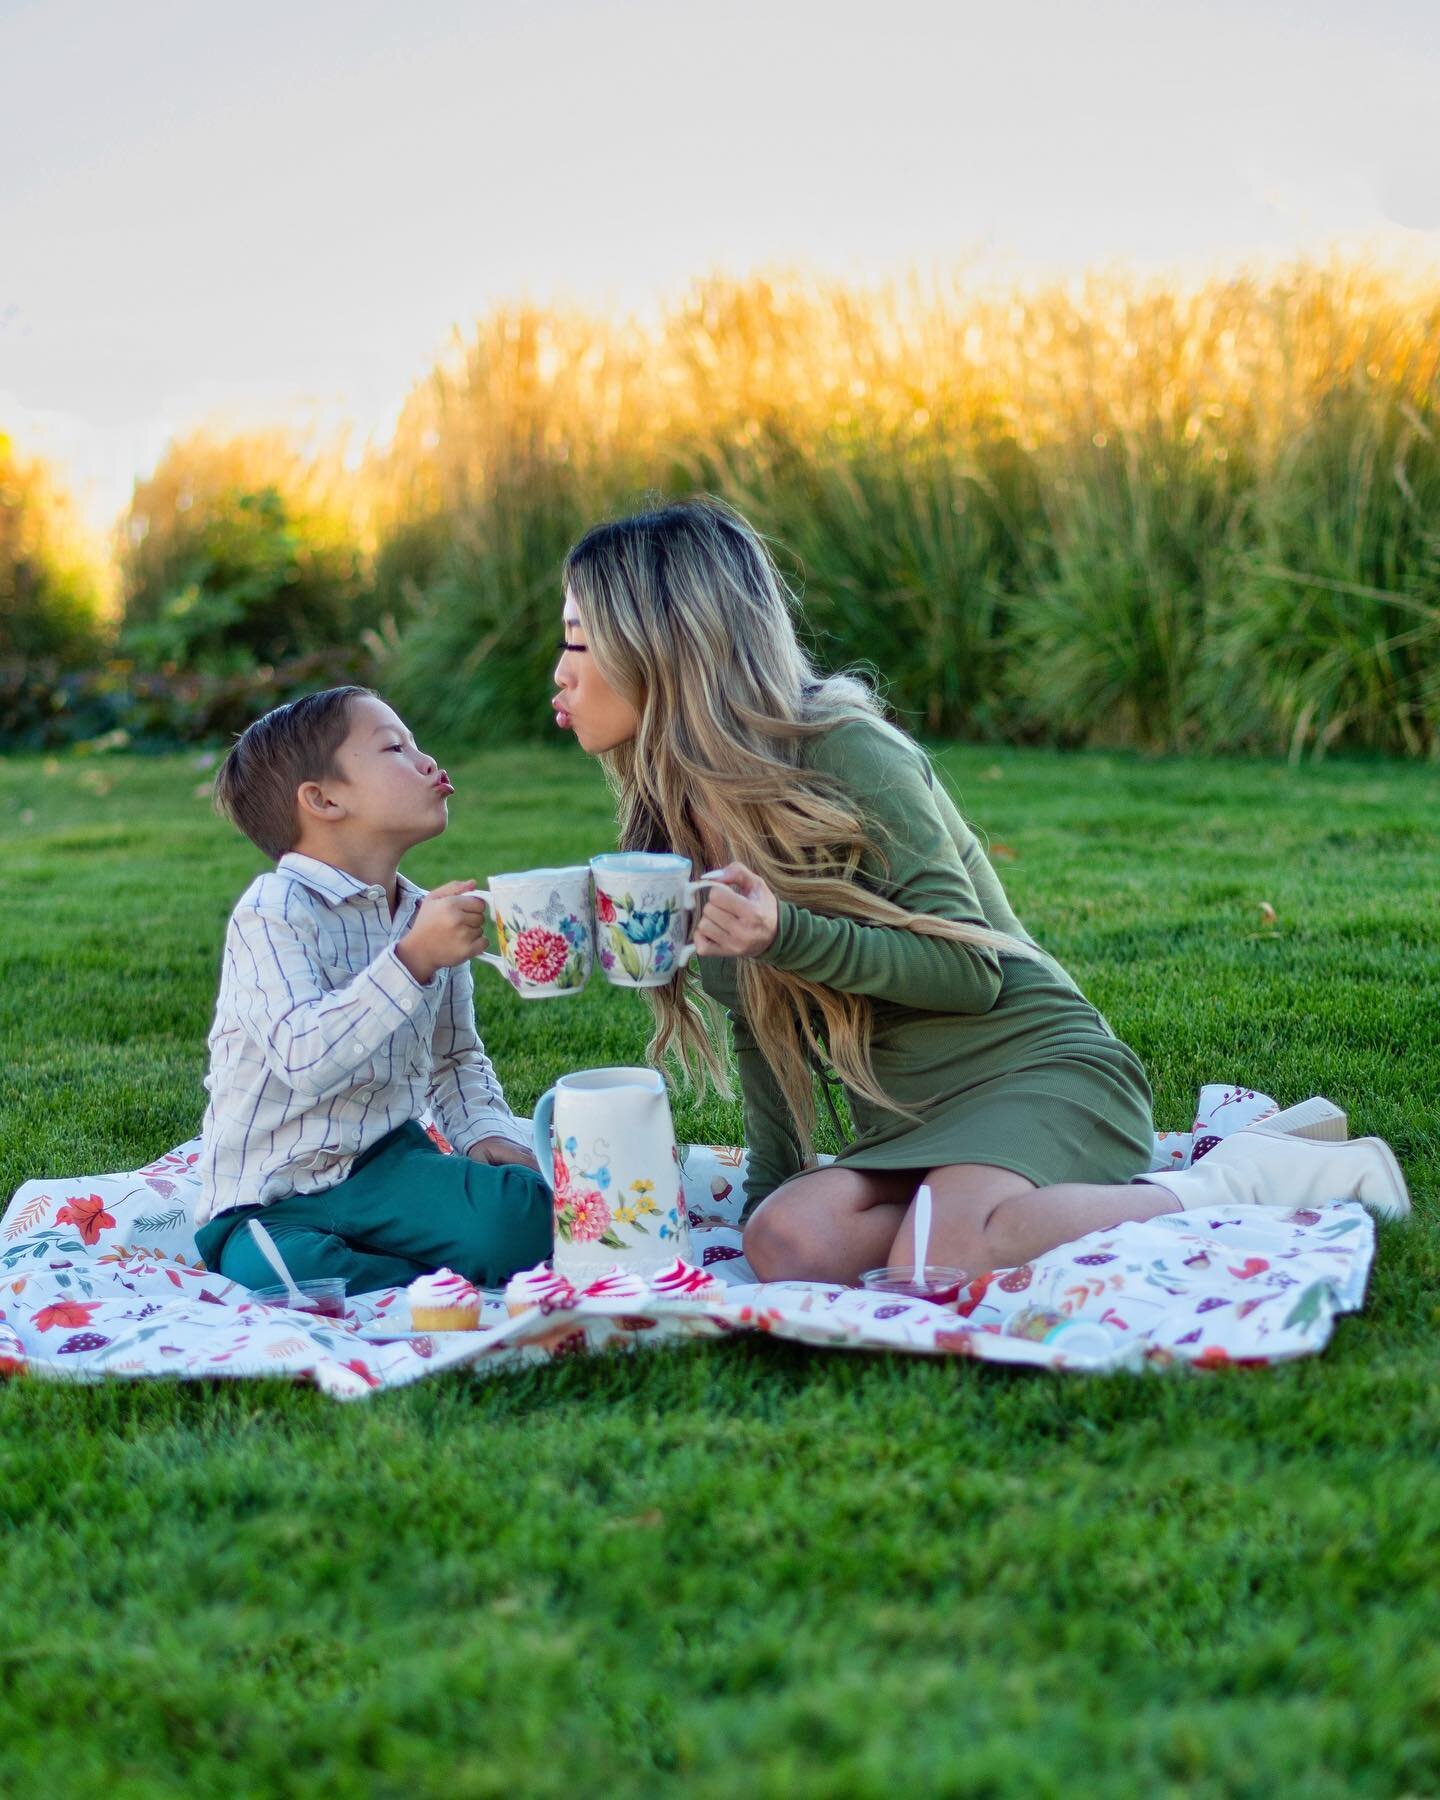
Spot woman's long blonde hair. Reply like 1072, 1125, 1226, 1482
563, 495, 1030, 1159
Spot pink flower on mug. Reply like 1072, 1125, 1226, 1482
596, 890, 616, 925
513, 926, 569, 985
569, 1188, 612, 1242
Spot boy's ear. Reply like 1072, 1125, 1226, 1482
296, 780, 344, 824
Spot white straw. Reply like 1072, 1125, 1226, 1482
912, 1183, 933, 1281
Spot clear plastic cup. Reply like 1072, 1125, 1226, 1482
250, 1278, 348, 1320
859, 1265, 968, 1309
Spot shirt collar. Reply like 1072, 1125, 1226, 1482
277, 852, 421, 911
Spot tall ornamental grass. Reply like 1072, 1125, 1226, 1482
364, 261, 1440, 758
87, 262, 1438, 758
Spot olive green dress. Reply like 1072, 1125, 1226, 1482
697, 717, 1154, 1208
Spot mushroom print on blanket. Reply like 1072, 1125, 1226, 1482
531, 1067, 695, 1282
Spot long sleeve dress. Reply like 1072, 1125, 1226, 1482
696, 716, 1154, 1210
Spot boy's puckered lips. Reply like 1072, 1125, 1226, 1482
433, 771, 455, 797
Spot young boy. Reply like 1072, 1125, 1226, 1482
193, 685, 553, 1293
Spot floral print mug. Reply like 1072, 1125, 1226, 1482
589, 853, 713, 989
474, 866, 595, 998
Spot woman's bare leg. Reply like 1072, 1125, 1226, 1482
742, 1166, 921, 1284
890, 1164, 1177, 1274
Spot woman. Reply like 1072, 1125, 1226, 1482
551, 498, 1410, 1283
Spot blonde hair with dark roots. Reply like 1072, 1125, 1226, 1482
563, 496, 1033, 1161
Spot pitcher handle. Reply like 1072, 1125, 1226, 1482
532, 1087, 557, 1186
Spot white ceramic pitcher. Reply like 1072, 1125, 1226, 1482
532, 1067, 694, 1283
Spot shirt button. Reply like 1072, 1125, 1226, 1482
366, 886, 384, 901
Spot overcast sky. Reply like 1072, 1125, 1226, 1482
2, 0, 1437, 527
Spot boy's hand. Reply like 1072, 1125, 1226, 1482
396, 879, 488, 985
467, 1137, 541, 1172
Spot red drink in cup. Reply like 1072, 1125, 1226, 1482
859, 1265, 967, 1309
251, 1278, 348, 1320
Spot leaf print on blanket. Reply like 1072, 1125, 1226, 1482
2, 1231, 84, 1271
3, 1194, 53, 1241
54, 1196, 117, 1246
1283, 1280, 1335, 1331
131, 1208, 188, 1236
2, 1231, 88, 1274
138, 1148, 200, 1180
32, 1301, 99, 1332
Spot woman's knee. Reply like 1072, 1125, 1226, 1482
920, 1166, 1037, 1273
742, 1199, 814, 1282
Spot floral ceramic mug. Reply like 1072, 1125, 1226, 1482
589, 853, 714, 989
474, 866, 594, 998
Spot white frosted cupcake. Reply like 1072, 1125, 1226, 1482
578, 1266, 649, 1306
648, 1256, 723, 1305
504, 1261, 576, 1317
407, 1267, 481, 1332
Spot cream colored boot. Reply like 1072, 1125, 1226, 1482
1147, 1128, 1411, 1221
1255, 1095, 1348, 1143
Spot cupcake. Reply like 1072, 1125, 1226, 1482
406, 1267, 482, 1331
504, 1261, 576, 1317
648, 1256, 723, 1305
578, 1266, 649, 1307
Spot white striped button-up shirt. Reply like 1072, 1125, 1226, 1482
197, 852, 528, 1226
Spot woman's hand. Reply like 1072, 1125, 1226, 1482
692, 863, 780, 959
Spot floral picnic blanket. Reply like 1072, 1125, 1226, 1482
0, 1085, 1375, 1400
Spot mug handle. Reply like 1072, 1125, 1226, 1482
675, 879, 715, 969
469, 890, 509, 979
532, 1087, 556, 1187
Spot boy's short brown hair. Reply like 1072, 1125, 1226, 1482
214, 686, 374, 861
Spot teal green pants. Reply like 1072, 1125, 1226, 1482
195, 1120, 553, 1295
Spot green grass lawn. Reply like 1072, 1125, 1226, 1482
2, 741, 1438, 1798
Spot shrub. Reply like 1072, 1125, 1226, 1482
0, 433, 109, 665
0, 647, 377, 753
120, 433, 372, 673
